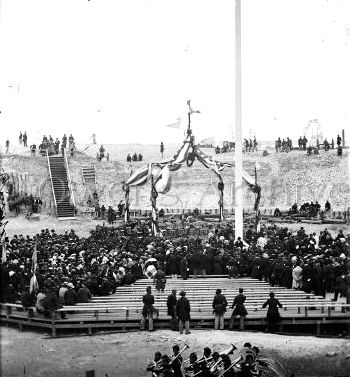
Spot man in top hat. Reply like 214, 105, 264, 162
176, 290, 191, 334
140, 286, 155, 331
212, 288, 228, 330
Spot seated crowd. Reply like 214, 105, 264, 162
0, 219, 349, 316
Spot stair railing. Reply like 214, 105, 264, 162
63, 148, 76, 211
46, 150, 58, 217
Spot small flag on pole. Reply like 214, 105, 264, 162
165, 118, 182, 129
31, 243, 38, 273
30, 243, 39, 293
187, 100, 200, 114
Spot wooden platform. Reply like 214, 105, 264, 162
1, 277, 350, 337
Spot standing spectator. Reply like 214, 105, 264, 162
298, 136, 303, 150
302, 136, 308, 150
107, 206, 115, 224
62, 134, 67, 149
332, 274, 346, 302
98, 145, 105, 161
262, 292, 282, 333
69, 141, 76, 158
126, 154, 132, 162
54, 138, 60, 154
19, 131, 23, 145
30, 144, 36, 157
140, 286, 155, 331
176, 290, 191, 334
253, 136, 258, 152
132, 152, 138, 161
337, 134, 342, 147
5, 139, 10, 154
229, 288, 247, 330
167, 289, 178, 331
68, 134, 74, 145
160, 142, 164, 158
325, 200, 331, 212
212, 288, 228, 330
100, 205, 106, 219
23, 132, 28, 147
117, 201, 124, 217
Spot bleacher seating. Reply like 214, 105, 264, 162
1, 277, 349, 337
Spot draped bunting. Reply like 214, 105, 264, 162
123, 132, 261, 231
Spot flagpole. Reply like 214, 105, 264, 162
234, 0, 243, 240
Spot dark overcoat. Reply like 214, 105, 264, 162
176, 296, 191, 321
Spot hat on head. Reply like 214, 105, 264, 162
180, 290, 186, 296
67, 283, 74, 288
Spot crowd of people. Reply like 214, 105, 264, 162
273, 200, 332, 219
275, 137, 297, 153
0, 219, 348, 323
243, 138, 258, 153
38, 133, 76, 157
127, 152, 143, 162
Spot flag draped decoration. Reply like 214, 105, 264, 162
123, 102, 261, 234
1, 242, 7, 263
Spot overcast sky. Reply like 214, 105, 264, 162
0, 0, 349, 145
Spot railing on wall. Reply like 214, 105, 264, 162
46, 150, 58, 217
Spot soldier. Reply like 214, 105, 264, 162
212, 288, 228, 330
229, 288, 247, 330
176, 290, 191, 334
167, 289, 178, 330
140, 286, 155, 331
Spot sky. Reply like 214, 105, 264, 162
0, 0, 349, 145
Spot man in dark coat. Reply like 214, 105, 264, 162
262, 291, 283, 332
76, 283, 92, 303
176, 290, 191, 334
229, 288, 247, 330
212, 288, 228, 330
140, 286, 155, 331
154, 268, 166, 292
167, 289, 178, 330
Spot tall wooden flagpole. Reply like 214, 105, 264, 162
235, 0, 243, 240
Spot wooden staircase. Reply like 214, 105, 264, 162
47, 151, 75, 220
82, 165, 96, 185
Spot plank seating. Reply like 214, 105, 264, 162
2, 278, 350, 336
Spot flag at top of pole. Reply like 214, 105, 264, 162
187, 100, 200, 114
